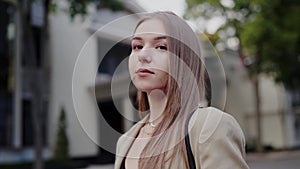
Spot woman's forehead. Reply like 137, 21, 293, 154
132, 33, 167, 42
135, 19, 167, 35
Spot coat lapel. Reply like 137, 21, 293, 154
114, 115, 149, 169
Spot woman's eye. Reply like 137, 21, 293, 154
132, 45, 143, 50
156, 45, 167, 51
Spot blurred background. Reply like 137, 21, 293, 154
0, 0, 299, 168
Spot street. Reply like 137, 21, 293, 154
80, 150, 300, 169
247, 150, 300, 169
249, 159, 300, 169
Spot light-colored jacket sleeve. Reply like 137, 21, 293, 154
191, 107, 249, 169
114, 136, 123, 169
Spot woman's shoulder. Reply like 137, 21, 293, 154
190, 107, 245, 144
190, 108, 249, 168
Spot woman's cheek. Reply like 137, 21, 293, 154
128, 55, 135, 79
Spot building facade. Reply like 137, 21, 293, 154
1, 0, 300, 164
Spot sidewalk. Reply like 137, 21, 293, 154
78, 164, 114, 169
247, 150, 300, 162
79, 150, 300, 169
81, 164, 114, 169
247, 150, 300, 169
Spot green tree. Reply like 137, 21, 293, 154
53, 108, 69, 161
185, 0, 300, 152
50, 0, 124, 19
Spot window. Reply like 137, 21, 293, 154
291, 90, 300, 141
97, 38, 131, 76
22, 99, 48, 147
0, 1, 16, 147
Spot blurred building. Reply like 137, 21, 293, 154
0, 0, 50, 163
219, 49, 300, 150
1, 0, 300, 165
201, 40, 300, 149
0, 0, 143, 164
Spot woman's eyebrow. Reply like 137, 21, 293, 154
154, 36, 167, 40
132, 36, 142, 41
132, 36, 167, 41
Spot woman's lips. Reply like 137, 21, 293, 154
136, 68, 154, 77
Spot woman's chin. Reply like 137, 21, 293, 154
136, 87, 154, 93
136, 86, 167, 94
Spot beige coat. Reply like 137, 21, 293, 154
114, 107, 249, 169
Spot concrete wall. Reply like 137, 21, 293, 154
221, 50, 289, 149
48, 6, 140, 157
48, 10, 98, 157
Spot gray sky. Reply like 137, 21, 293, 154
136, 0, 186, 17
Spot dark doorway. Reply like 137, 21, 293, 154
96, 100, 124, 164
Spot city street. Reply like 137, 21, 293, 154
83, 164, 113, 169
247, 150, 300, 169
80, 150, 300, 169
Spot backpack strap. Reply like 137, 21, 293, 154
185, 108, 199, 169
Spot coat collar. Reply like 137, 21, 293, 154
115, 114, 150, 169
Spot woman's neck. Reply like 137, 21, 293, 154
147, 89, 167, 125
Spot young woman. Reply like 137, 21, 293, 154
114, 11, 249, 169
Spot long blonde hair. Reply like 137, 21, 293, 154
135, 11, 206, 168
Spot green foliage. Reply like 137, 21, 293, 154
49, 2, 57, 13
53, 108, 69, 161
67, 0, 124, 19
185, 0, 300, 88
68, 0, 90, 18
241, 0, 300, 88
100, 0, 124, 11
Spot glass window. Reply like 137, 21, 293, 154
22, 98, 48, 147
97, 38, 131, 76
0, 1, 16, 148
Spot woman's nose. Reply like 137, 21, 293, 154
138, 48, 152, 63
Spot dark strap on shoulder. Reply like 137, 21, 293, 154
120, 157, 126, 169
185, 108, 199, 169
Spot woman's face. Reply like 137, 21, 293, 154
129, 19, 170, 93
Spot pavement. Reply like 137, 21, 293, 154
247, 150, 300, 169
79, 150, 300, 169
82, 164, 113, 169
247, 150, 300, 161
